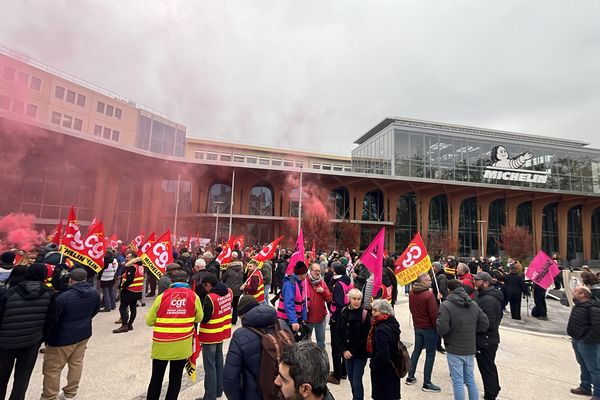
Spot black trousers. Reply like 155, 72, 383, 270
531, 285, 547, 317
476, 343, 501, 400
146, 358, 187, 400
231, 295, 240, 325
330, 323, 346, 379
0, 343, 41, 400
119, 297, 138, 325
508, 294, 522, 319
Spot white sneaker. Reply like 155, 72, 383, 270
58, 391, 76, 400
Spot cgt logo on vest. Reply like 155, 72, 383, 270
170, 295, 187, 308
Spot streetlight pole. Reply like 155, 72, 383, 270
214, 201, 224, 244
477, 220, 486, 258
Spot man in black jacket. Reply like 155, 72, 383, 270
474, 272, 504, 400
0, 263, 53, 400
567, 285, 600, 398
41, 268, 100, 400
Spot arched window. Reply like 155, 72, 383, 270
487, 198, 505, 256
428, 194, 448, 232
592, 208, 600, 260
516, 202, 533, 232
567, 205, 583, 261
330, 187, 350, 219
362, 190, 384, 221
249, 185, 274, 216
542, 203, 558, 255
207, 183, 231, 213
459, 197, 478, 257
395, 192, 416, 251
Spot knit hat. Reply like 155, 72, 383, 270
294, 261, 308, 275
166, 263, 180, 272
238, 295, 259, 316
70, 268, 88, 282
0, 251, 15, 264
339, 257, 348, 266
332, 261, 345, 275
171, 270, 188, 283
24, 263, 47, 281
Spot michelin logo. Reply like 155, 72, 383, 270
483, 145, 549, 184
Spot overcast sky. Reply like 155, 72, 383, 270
2, 1, 600, 155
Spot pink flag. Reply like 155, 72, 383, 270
287, 229, 305, 275
525, 250, 560, 290
359, 227, 385, 296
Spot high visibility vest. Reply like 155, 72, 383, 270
331, 280, 353, 313
277, 280, 304, 321
244, 269, 265, 303
199, 288, 233, 344
153, 287, 197, 342
125, 264, 144, 293
44, 264, 55, 288
381, 283, 393, 303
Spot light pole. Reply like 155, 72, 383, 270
477, 220, 486, 258
214, 201, 224, 244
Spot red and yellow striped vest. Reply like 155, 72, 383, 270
126, 264, 144, 293
153, 287, 198, 342
245, 269, 265, 303
198, 288, 233, 344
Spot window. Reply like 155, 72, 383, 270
17, 71, 28, 86
246, 156, 257, 164
259, 158, 270, 165
76, 94, 86, 107
111, 130, 120, 142
73, 118, 83, 131
283, 160, 293, 167
195, 151, 205, 160
2, 66, 15, 81
322, 164, 331, 171
66, 90, 76, 103
93, 124, 102, 136
220, 154, 232, 162
96, 101, 105, 113
0, 95, 9, 110
295, 161, 304, 168
333, 165, 343, 171
62, 115, 72, 129
115, 108, 122, 119
344, 166, 352, 172
12, 99, 24, 114
106, 105, 114, 117
312, 163, 321, 170
207, 152, 218, 161
55, 86, 65, 99
51, 111, 61, 124
30, 76, 42, 91
272, 159, 282, 166
103, 127, 111, 139
26, 103, 38, 118
233, 154, 244, 162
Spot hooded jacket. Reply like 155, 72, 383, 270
223, 304, 279, 400
45, 282, 100, 346
0, 280, 53, 349
437, 287, 489, 355
222, 262, 244, 297
409, 282, 438, 330
475, 287, 504, 347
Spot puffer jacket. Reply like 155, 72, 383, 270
223, 304, 280, 400
475, 287, 504, 347
261, 261, 273, 286
567, 299, 600, 345
0, 280, 53, 349
222, 262, 244, 297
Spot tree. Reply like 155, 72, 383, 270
336, 220, 360, 251
426, 230, 460, 257
302, 212, 333, 250
500, 225, 533, 261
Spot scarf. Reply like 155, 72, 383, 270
309, 275, 322, 286
366, 313, 391, 353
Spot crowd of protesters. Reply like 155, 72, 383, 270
1, 238, 600, 400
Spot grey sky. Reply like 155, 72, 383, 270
2, 0, 600, 155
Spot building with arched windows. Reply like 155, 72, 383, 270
2, 47, 600, 264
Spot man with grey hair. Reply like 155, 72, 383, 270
457, 263, 475, 299
274, 341, 334, 400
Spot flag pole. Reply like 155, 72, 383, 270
228, 170, 235, 239
297, 167, 303, 236
173, 173, 181, 244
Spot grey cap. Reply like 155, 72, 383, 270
473, 271, 493, 283
70, 268, 88, 282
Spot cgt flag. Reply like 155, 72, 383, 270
140, 231, 173, 280
253, 236, 283, 262
185, 328, 202, 382
526, 250, 560, 290
49, 220, 63, 245
61, 221, 106, 273
359, 227, 385, 297
286, 229, 305, 275
394, 232, 432, 285
129, 231, 145, 252
216, 236, 235, 265
138, 232, 157, 257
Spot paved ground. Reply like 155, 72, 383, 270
14, 290, 581, 399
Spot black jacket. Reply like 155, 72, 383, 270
567, 299, 600, 345
370, 316, 401, 400
0, 280, 53, 349
206, 259, 221, 280
201, 282, 230, 324
338, 306, 371, 358
503, 273, 527, 297
475, 287, 504, 347
45, 282, 100, 347
190, 269, 214, 299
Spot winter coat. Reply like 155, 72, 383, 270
353, 264, 370, 291
459, 272, 475, 299
222, 262, 244, 297
433, 271, 449, 301
330, 275, 352, 325
206, 259, 221, 280
45, 282, 100, 347
99, 255, 117, 288
261, 261, 272, 286
190, 269, 214, 299
223, 304, 279, 400
279, 274, 307, 324
590, 284, 600, 300
567, 299, 600, 345
475, 287, 504, 347
201, 282, 230, 324
338, 306, 371, 358
0, 280, 53, 349
306, 279, 332, 323
504, 273, 527, 298
370, 316, 401, 400
437, 287, 489, 355
409, 282, 438, 330
158, 272, 173, 295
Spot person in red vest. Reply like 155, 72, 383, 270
113, 253, 144, 333
145, 270, 203, 400
198, 274, 233, 400
240, 259, 264, 303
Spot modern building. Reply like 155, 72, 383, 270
2, 46, 600, 263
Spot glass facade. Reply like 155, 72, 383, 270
136, 114, 185, 157
516, 201, 533, 232
362, 191, 384, 221
593, 209, 600, 260
249, 185, 274, 216
542, 203, 559, 255
567, 206, 583, 260
428, 195, 448, 233
207, 183, 231, 213
330, 187, 350, 219
459, 197, 478, 257
487, 199, 505, 256
395, 192, 417, 252
352, 129, 393, 175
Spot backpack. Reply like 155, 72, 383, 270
382, 324, 411, 378
248, 323, 294, 400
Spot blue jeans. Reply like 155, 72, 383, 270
447, 353, 479, 400
408, 328, 437, 384
201, 343, 224, 400
102, 286, 116, 309
345, 357, 367, 400
573, 339, 600, 396
308, 319, 327, 350
263, 284, 271, 305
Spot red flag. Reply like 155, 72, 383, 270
235, 235, 245, 249
13, 253, 24, 265
186, 232, 192, 249
359, 227, 385, 297
61, 221, 106, 273
107, 234, 118, 249
394, 232, 432, 285
311, 241, 316, 262
129, 231, 145, 252
216, 236, 235, 265
50, 220, 63, 245
253, 236, 283, 262
63, 206, 83, 251
185, 328, 202, 382
138, 232, 157, 256
287, 229, 305, 275
140, 231, 173, 279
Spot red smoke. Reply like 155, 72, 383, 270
0, 213, 43, 251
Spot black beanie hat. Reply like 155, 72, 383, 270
238, 295, 259, 316
201, 274, 218, 287
332, 261, 346, 275
25, 263, 48, 281
294, 261, 308, 275
1, 251, 15, 264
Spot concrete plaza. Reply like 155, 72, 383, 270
16, 292, 583, 400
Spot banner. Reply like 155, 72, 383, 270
63, 206, 83, 250
216, 236, 235, 265
185, 328, 202, 382
129, 231, 145, 252
394, 232, 432, 285
140, 231, 173, 279
287, 229, 305, 275
49, 220, 62, 245
107, 233, 118, 249
61, 221, 106, 273
359, 227, 385, 296
525, 250, 560, 290
253, 236, 283, 262
138, 232, 157, 257
235, 235, 245, 250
